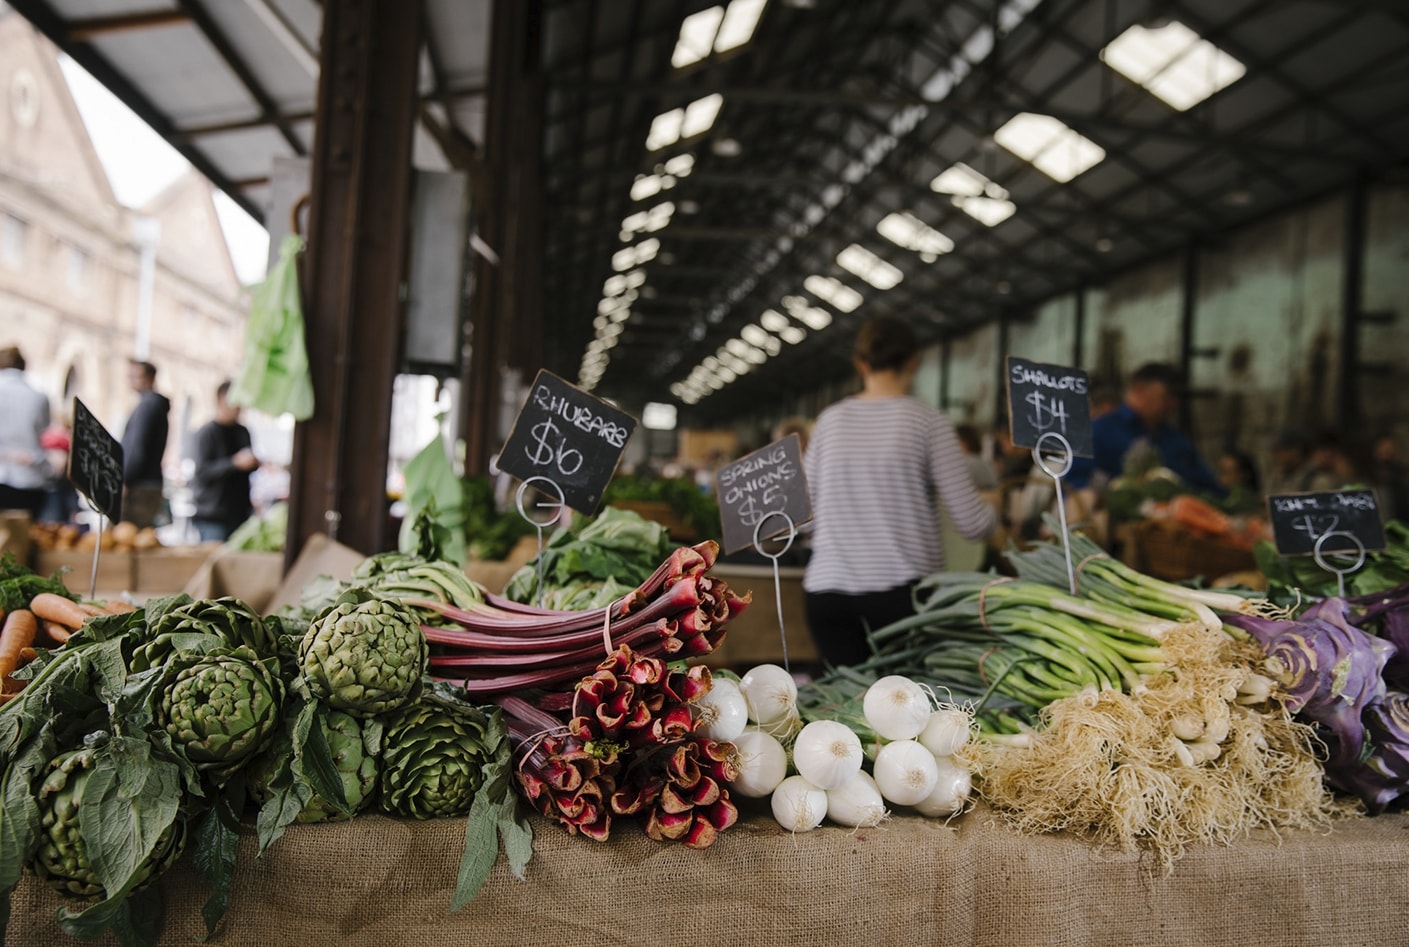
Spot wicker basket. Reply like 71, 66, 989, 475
1128, 519, 1257, 583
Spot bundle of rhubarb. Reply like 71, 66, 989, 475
416, 539, 751, 849
417, 540, 746, 696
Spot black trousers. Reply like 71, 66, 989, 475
803, 582, 917, 669
0, 485, 45, 519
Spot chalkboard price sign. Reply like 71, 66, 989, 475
496, 370, 637, 515
715, 434, 812, 555
1267, 489, 1386, 557
1005, 356, 1094, 458
69, 397, 123, 522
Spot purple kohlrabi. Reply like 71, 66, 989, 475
1227, 598, 1397, 770
1326, 690, 1409, 813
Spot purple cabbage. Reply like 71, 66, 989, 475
1226, 599, 1397, 771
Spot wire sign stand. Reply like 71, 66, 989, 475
715, 434, 812, 674
1267, 490, 1385, 598
515, 476, 567, 608
495, 369, 640, 608
1005, 356, 1095, 597
1031, 431, 1078, 595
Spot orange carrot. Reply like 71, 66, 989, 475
41, 620, 72, 646
30, 593, 92, 631
102, 600, 137, 615
78, 603, 106, 617
0, 610, 38, 681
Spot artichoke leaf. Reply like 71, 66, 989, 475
0, 723, 56, 941
80, 741, 181, 900
193, 793, 241, 939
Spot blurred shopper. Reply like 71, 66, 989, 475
38, 418, 78, 524
191, 380, 258, 542
802, 315, 997, 668
121, 359, 170, 528
0, 345, 51, 518
1264, 428, 1318, 496
1307, 430, 1357, 491
772, 416, 812, 454
1067, 362, 1223, 496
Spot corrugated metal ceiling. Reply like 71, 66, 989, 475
9, 0, 1409, 425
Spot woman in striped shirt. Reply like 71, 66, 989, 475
802, 315, 997, 668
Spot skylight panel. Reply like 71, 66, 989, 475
802, 275, 862, 313
877, 212, 954, 261
760, 310, 790, 333
715, 0, 766, 53
645, 109, 685, 151
741, 324, 772, 348
836, 244, 904, 290
620, 202, 676, 240
680, 94, 724, 139
663, 154, 696, 177
611, 237, 660, 271
1100, 21, 1245, 111
930, 163, 997, 198
672, 7, 725, 68
783, 295, 832, 330
993, 112, 1105, 183
931, 163, 1016, 227
672, 1, 766, 69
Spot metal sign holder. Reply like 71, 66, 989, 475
515, 476, 567, 608
751, 510, 798, 673
1031, 431, 1077, 595
1311, 529, 1367, 599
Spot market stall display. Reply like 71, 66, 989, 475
6, 511, 1409, 946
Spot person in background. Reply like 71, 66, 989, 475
192, 380, 258, 542
954, 423, 999, 492
1216, 446, 1262, 512
38, 416, 79, 524
0, 345, 51, 519
1263, 428, 1317, 496
1307, 430, 1357, 492
772, 416, 812, 454
802, 315, 997, 668
121, 358, 170, 528
1066, 362, 1224, 497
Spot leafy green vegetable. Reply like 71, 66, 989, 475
0, 551, 76, 611
398, 432, 468, 566
504, 506, 673, 605
461, 476, 536, 562
602, 474, 721, 542
223, 502, 288, 552
1257, 519, 1409, 601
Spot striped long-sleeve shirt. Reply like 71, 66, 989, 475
802, 395, 997, 595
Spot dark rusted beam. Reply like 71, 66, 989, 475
66, 9, 188, 41
285, 0, 422, 561
462, 0, 544, 474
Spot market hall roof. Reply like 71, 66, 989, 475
10, 0, 1409, 422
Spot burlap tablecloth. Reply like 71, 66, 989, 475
11, 805, 1409, 947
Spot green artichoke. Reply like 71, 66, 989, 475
158, 645, 285, 780
248, 708, 382, 823
377, 694, 493, 819
299, 592, 428, 717
131, 596, 275, 672
32, 748, 187, 898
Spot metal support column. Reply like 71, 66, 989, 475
1339, 173, 1368, 431
1072, 286, 1086, 369
285, 0, 422, 563
1178, 242, 1198, 432
462, 0, 545, 475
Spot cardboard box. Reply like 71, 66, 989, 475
133, 546, 217, 594
33, 548, 135, 596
